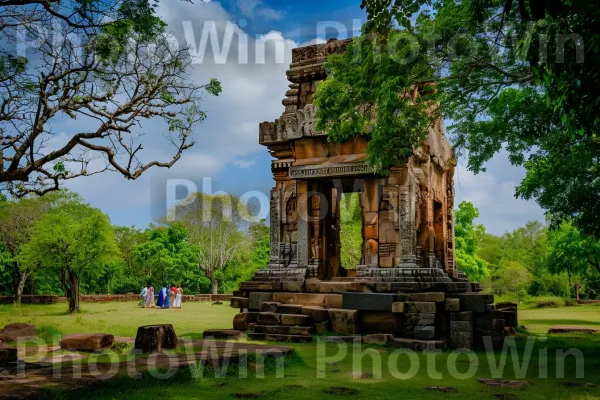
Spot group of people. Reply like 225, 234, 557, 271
140, 285, 183, 309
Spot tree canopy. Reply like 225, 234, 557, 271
0, 0, 222, 196
454, 201, 489, 281
317, 0, 600, 237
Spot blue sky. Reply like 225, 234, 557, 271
60, 0, 544, 235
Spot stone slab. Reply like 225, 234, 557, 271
249, 292, 273, 311
230, 297, 249, 309
0, 323, 37, 342
450, 321, 473, 332
342, 293, 397, 311
259, 302, 280, 313
450, 311, 473, 321
417, 313, 436, 326
305, 280, 364, 293
61, 333, 114, 352
445, 298, 460, 312
256, 312, 281, 325
281, 314, 311, 326
410, 292, 445, 302
277, 304, 303, 314
328, 309, 359, 335
233, 313, 248, 331
360, 312, 402, 334
134, 325, 177, 354
272, 293, 342, 307
450, 332, 473, 349
301, 306, 330, 322
391, 338, 445, 351
452, 294, 494, 313
412, 302, 436, 313
282, 281, 305, 292
363, 334, 392, 345
392, 302, 405, 313
414, 326, 435, 340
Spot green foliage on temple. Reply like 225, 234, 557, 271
318, 0, 600, 238
454, 201, 489, 282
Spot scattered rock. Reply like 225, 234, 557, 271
349, 372, 373, 379
558, 381, 596, 388
134, 325, 178, 354
212, 301, 223, 305
60, 333, 114, 352
477, 378, 529, 389
323, 387, 359, 396
0, 323, 37, 342
0, 347, 18, 364
548, 326, 599, 334
426, 386, 457, 393
232, 392, 266, 398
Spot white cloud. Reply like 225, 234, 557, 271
237, 0, 285, 21
233, 159, 256, 168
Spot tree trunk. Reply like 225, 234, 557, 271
575, 284, 580, 301
15, 271, 28, 305
67, 271, 80, 314
211, 279, 219, 295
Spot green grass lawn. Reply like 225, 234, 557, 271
0, 301, 238, 340
2, 301, 600, 400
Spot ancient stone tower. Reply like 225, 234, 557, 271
230, 40, 512, 350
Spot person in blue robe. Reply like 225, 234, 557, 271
156, 285, 165, 308
164, 285, 171, 308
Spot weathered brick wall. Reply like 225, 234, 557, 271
0, 294, 233, 304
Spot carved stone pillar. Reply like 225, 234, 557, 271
398, 176, 418, 268
269, 188, 281, 266
296, 180, 309, 268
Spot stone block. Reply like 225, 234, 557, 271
260, 302, 280, 313
282, 281, 304, 292
249, 292, 273, 310
453, 294, 494, 313
289, 326, 315, 336
450, 311, 473, 321
203, 330, 243, 340
363, 334, 392, 345
281, 314, 311, 326
496, 302, 518, 311
450, 321, 473, 332
328, 309, 359, 335
0, 323, 37, 342
360, 312, 402, 334
305, 280, 364, 294
246, 312, 258, 324
230, 297, 249, 309
324, 294, 343, 308
499, 311, 518, 328
417, 313, 436, 326
301, 306, 330, 322
392, 338, 445, 351
277, 304, 303, 314
410, 292, 445, 302
313, 321, 330, 334
253, 325, 290, 335
445, 298, 460, 312
0, 347, 17, 364
450, 332, 473, 349
134, 325, 178, 354
392, 302, 405, 313
415, 326, 435, 340
257, 312, 281, 325
273, 292, 328, 307
61, 333, 114, 352
412, 302, 436, 313
233, 313, 248, 331
342, 293, 397, 311
263, 334, 312, 343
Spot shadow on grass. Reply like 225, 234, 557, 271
528, 319, 600, 327
37, 351, 304, 400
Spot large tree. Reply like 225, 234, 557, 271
316, 0, 600, 237
0, 191, 67, 303
18, 199, 119, 313
0, 0, 221, 196
169, 193, 253, 294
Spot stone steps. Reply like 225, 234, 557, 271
253, 325, 315, 336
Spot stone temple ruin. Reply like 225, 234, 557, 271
230, 39, 516, 350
